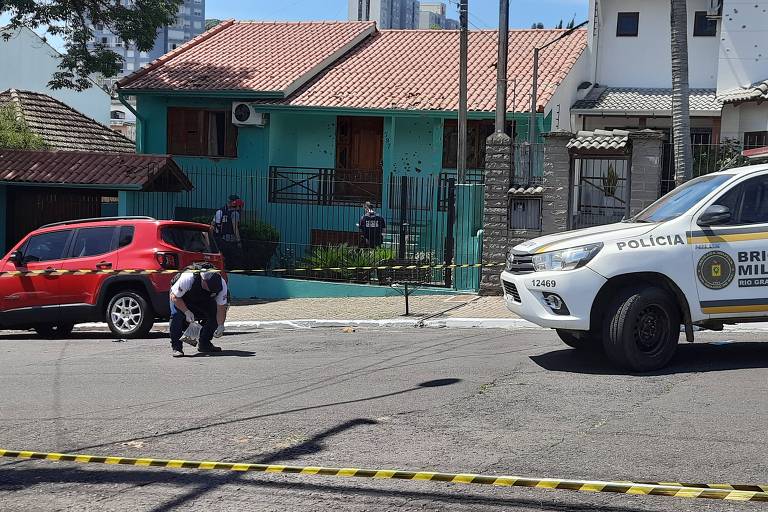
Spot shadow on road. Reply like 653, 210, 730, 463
189, 349, 256, 358
530, 341, 768, 375
0, 331, 169, 341
0, 463, 652, 512
44, 378, 461, 456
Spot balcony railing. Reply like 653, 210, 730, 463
268, 166, 382, 207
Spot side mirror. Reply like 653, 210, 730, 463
7, 250, 23, 266
698, 205, 731, 227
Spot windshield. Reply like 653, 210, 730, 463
632, 174, 734, 223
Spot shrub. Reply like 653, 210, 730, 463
302, 244, 395, 280
240, 220, 280, 243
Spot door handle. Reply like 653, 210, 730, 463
96, 261, 113, 270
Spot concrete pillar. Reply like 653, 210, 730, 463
628, 130, 664, 216
541, 131, 574, 234
480, 132, 512, 294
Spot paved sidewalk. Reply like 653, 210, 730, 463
228, 294, 515, 322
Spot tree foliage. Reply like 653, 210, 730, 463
1, 0, 183, 90
0, 105, 49, 150
205, 18, 222, 30
530, 22, 544, 29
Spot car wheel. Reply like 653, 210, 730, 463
34, 323, 75, 339
106, 291, 154, 338
603, 286, 680, 372
555, 329, 600, 350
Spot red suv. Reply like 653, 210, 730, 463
0, 217, 224, 338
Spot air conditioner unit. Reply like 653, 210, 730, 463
231, 102, 268, 127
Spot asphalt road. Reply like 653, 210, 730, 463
0, 326, 766, 511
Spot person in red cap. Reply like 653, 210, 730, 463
212, 194, 244, 270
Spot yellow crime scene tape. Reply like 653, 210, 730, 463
0, 262, 508, 277
1, 449, 766, 502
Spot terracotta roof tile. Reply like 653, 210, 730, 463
0, 150, 191, 191
121, 22, 586, 113
273, 29, 586, 112
0, 89, 135, 153
119, 21, 376, 95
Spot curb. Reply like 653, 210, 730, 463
73, 317, 537, 332
72, 318, 768, 333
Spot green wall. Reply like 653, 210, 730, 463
127, 95, 545, 292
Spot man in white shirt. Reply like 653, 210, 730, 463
169, 269, 229, 357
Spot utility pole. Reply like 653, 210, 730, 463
528, 47, 539, 145
495, 0, 509, 133
528, 20, 588, 173
457, 0, 468, 183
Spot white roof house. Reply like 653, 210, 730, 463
571, 0, 768, 149
571, 0, 724, 141
0, 26, 111, 125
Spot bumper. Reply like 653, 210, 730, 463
500, 267, 606, 330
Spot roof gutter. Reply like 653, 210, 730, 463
0, 181, 142, 191
116, 89, 144, 153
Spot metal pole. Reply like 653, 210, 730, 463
457, 0, 469, 183
495, 0, 509, 133
528, 47, 539, 144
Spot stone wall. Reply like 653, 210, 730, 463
627, 130, 664, 216
541, 132, 574, 235
478, 129, 665, 296
480, 132, 512, 294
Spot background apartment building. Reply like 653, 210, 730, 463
418, 2, 460, 29
90, 0, 206, 87
348, 0, 457, 29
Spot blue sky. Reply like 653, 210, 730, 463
209, 0, 588, 30
1, 0, 588, 52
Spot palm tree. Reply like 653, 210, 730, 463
671, 0, 693, 186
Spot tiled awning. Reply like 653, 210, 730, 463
508, 185, 544, 195
572, 87, 721, 116
0, 150, 192, 192
718, 80, 768, 104
567, 129, 629, 153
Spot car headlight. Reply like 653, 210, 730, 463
532, 243, 603, 272
505, 250, 515, 272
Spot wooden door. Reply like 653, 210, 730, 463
335, 116, 383, 203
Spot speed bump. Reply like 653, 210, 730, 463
1, 449, 766, 502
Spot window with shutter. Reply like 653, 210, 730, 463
167, 107, 238, 157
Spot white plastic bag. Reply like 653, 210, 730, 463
181, 322, 201, 346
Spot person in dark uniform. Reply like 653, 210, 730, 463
212, 195, 244, 270
169, 269, 229, 357
358, 202, 386, 248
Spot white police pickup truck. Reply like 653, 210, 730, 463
501, 164, 768, 371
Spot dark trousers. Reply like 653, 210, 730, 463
169, 299, 218, 351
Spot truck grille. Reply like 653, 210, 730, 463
507, 252, 535, 274
503, 281, 521, 303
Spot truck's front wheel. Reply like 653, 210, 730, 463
603, 286, 679, 372
555, 329, 599, 350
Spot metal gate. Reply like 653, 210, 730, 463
568, 155, 631, 229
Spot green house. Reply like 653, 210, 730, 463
117, 20, 586, 296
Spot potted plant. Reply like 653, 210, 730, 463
239, 220, 280, 270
